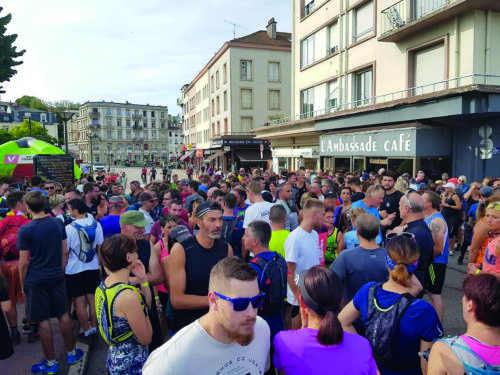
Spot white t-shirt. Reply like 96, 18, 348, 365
139, 208, 154, 234
284, 227, 322, 305
65, 216, 104, 275
143, 317, 270, 375
243, 201, 274, 228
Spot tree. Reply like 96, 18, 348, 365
0, 7, 25, 94
15, 95, 48, 111
9, 120, 57, 145
0, 129, 14, 145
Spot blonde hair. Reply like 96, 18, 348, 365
49, 194, 65, 209
395, 178, 409, 193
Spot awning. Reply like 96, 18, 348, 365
179, 150, 195, 161
234, 148, 272, 162
203, 150, 225, 163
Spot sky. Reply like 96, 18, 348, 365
1, 0, 291, 114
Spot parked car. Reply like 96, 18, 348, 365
93, 162, 105, 173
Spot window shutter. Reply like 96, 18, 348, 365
414, 43, 445, 94
355, 1, 374, 40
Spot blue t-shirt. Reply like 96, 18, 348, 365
351, 200, 381, 219
233, 204, 250, 219
222, 215, 244, 257
468, 202, 478, 222
354, 282, 443, 375
99, 215, 121, 238
249, 251, 285, 340
406, 220, 434, 286
344, 230, 383, 249
17, 216, 67, 287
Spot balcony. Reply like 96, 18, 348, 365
177, 98, 183, 106
90, 123, 101, 129
89, 111, 100, 118
380, 0, 500, 42
132, 113, 142, 119
133, 137, 144, 142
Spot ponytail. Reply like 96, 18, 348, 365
317, 310, 343, 346
390, 263, 411, 287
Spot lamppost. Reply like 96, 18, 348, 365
87, 131, 98, 178
24, 112, 32, 137
56, 110, 76, 154
107, 143, 114, 173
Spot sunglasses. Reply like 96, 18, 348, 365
55, 189, 62, 193
386, 231, 416, 244
45, 186, 55, 190
214, 292, 266, 312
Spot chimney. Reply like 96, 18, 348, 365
267, 18, 277, 39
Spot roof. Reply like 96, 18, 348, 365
231, 30, 292, 48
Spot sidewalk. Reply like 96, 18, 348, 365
3, 304, 89, 374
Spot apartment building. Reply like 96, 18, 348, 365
67, 101, 181, 167
254, 0, 500, 179
178, 19, 291, 171
0, 101, 59, 140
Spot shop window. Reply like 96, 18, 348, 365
301, 88, 314, 118
354, 68, 373, 107
353, 1, 374, 43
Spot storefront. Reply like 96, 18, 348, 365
320, 126, 452, 179
272, 146, 320, 172
209, 139, 271, 172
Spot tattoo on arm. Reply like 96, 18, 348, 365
430, 220, 443, 234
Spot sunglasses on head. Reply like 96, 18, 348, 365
214, 292, 266, 312
405, 189, 417, 210
386, 231, 416, 244
487, 202, 500, 210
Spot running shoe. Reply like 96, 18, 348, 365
449, 250, 455, 256
31, 359, 59, 374
11, 328, 21, 345
67, 348, 84, 365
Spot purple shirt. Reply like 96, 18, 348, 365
273, 328, 376, 375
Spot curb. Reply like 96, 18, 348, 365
68, 342, 89, 375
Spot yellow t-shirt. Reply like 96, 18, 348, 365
269, 230, 290, 259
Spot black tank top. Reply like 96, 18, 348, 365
171, 236, 228, 332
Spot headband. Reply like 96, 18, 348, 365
297, 273, 336, 316
386, 253, 418, 274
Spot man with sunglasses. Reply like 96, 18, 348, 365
138, 192, 156, 240
144, 257, 270, 374
395, 190, 434, 289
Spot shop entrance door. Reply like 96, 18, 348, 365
353, 157, 365, 173
366, 157, 388, 173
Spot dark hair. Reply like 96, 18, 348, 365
169, 199, 183, 208
221, 181, 231, 190
386, 235, 420, 287
67, 188, 81, 197
424, 190, 441, 210
99, 234, 138, 272
303, 266, 343, 346
270, 204, 286, 222
31, 175, 42, 187
212, 190, 225, 200
339, 186, 352, 196
247, 221, 271, 248
160, 214, 178, 227
348, 177, 361, 187
223, 193, 237, 210
6, 191, 25, 210
462, 273, 500, 327
24, 190, 46, 213
83, 182, 96, 194
197, 190, 207, 201
209, 257, 257, 291
167, 189, 182, 201
381, 170, 398, 181
67, 198, 87, 214
201, 175, 211, 184
286, 172, 296, 181
188, 180, 199, 191
233, 187, 247, 200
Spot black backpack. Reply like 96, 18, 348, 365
219, 216, 240, 245
251, 254, 287, 316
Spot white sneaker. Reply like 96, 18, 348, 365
449, 250, 455, 256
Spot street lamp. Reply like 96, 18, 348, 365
56, 110, 77, 154
24, 112, 32, 137
87, 131, 98, 178
107, 143, 113, 172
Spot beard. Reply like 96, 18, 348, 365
382, 184, 394, 191
221, 319, 256, 346
206, 230, 221, 239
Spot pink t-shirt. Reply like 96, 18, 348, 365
157, 239, 169, 294
483, 235, 500, 274
461, 335, 500, 365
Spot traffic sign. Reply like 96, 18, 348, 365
478, 124, 492, 138
479, 138, 493, 151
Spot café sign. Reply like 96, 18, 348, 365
320, 129, 416, 157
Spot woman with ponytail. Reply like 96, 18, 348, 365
273, 266, 376, 374
339, 234, 443, 374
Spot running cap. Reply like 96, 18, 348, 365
480, 186, 493, 198
179, 179, 190, 186
169, 225, 191, 242
119, 211, 149, 227
196, 201, 221, 218
443, 183, 456, 189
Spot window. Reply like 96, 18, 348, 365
152, 132, 156, 139
126, 109, 130, 116
212, 123, 215, 136
211, 75, 214, 92
143, 121, 147, 128
216, 71, 220, 89
327, 80, 339, 112
107, 119, 112, 126
224, 118, 228, 135
412, 0, 446, 19
143, 110, 147, 116
106, 108, 111, 115
413, 43, 445, 94
241, 89, 252, 109
211, 99, 215, 116
223, 91, 228, 111
328, 23, 339, 55
126, 130, 131, 137
301, 35, 314, 68
353, 1, 374, 43
240, 60, 252, 80
216, 96, 220, 115
354, 69, 373, 106
151, 111, 155, 118
117, 130, 122, 138
223, 64, 227, 83
268, 62, 280, 82
152, 121, 156, 128
269, 90, 280, 110
161, 112, 165, 118
116, 109, 121, 115
241, 117, 253, 133
117, 119, 121, 127
301, 88, 314, 118
303, 0, 315, 16
126, 120, 130, 127
216, 121, 220, 136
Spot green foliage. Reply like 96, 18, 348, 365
9, 120, 57, 145
0, 7, 25, 93
0, 129, 14, 145
15, 95, 48, 111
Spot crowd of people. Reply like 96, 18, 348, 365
0, 166, 499, 374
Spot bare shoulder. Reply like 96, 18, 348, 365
430, 217, 445, 233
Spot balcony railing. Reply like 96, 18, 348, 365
90, 123, 101, 129
89, 111, 100, 118
381, 0, 448, 36
132, 113, 143, 119
258, 73, 500, 127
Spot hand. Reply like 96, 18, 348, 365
392, 226, 404, 233
133, 260, 147, 284
467, 263, 481, 275
379, 210, 388, 219
408, 275, 423, 296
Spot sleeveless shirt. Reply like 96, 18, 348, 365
424, 212, 449, 264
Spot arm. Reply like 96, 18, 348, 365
115, 290, 152, 346
429, 218, 446, 259
337, 231, 345, 253
146, 242, 163, 286
18, 250, 29, 292
420, 340, 433, 375
338, 301, 361, 334
427, 340, 463, 375
468, 221, 488, 263
1, 300, 11, 312
286, 262, 298, 303
227, 243, 234, 257
161, 256, 170, 292
62, 239, 69, 270
167, 243, 209, 309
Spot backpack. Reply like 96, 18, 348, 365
440, 335, 500, 375
0, 215, 31, 260
251, 253, 287, 316
71, 220, 98, 263
219, 216, 240, 245
95, 281, 147, 346
365, 283, 418, 372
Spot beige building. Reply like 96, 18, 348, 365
255, 0, 500, 179
178, 19, 291, 171
68, 101, 179, 167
